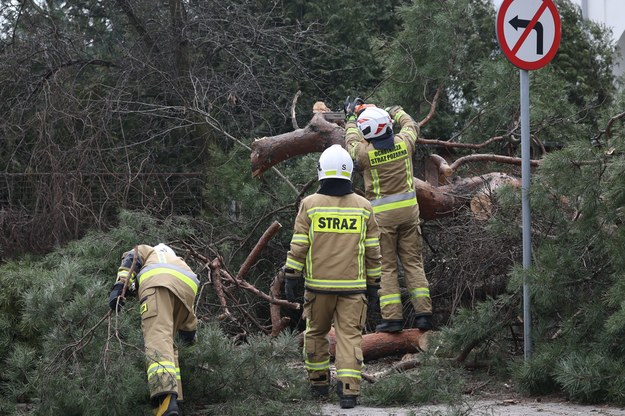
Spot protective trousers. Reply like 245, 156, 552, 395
303, 291, 367, 397
140, 285, 196, 400
377, 204, 432, 320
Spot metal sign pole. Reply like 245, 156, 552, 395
520, 69, 532, 360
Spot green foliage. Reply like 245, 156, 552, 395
363, 354, 465, 406
0, 212, 320, 415
376, 0, 615, 153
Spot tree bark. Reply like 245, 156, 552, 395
323, 328, 428, 362
251, 115, 523, 219
251, 113, 344, 177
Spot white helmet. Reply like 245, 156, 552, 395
154, 243, 176, 256
317, 144, 353, 181
356, 107, 393, 140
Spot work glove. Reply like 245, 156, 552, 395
283, 268, 301, 302
108, 282, 125, 312
178, 329, 197, 346
366, 285, 379, 307
384, 105, 403, 118
344, 96, 365, 122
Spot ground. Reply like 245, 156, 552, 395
321, 398, 625, 416
317, 358, 625, 416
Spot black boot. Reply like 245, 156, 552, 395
153, 393, 180, 416
310, 384, 329, 398
337, 381, 358, 409
415, 316, 432, 331
339, 395, 358, 409
375, 319, 403, 333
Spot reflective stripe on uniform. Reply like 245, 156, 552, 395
306, 206, 371, 218
305, 278, 366, 290
138, 264, 199, 295
379, 293, 402, 307
371, 168, 381, 199
337, 368, 362, 379
370, 191, 417, 213
285, 257, 304, 271
117, 270, 128, 279
366, 266, 381, 278
291, 233, 310, 245
147, 361, 177, 381
410, 287, 430, 299
305, 358, 330, 371
364, 237, 379, 247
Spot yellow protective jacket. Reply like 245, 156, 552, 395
285, 192, 382, 294
116, 244, 199, 312
344, 109, 419, 214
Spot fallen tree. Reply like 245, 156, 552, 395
251, 107, 530, 220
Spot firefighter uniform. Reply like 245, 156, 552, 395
111, 244, 198, 408
284, 146, 382, 406
344, 107, 433, 327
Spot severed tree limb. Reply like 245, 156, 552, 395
449, 153, 541, 171
418, 83, 444, 128
212, 260, 231, 320
368, 357, 422, 382
250, 112, 540, 179
219, 265, 300, 310
270, 269, 292, 336
236, 220, 282, 279
251, 113, 344, 177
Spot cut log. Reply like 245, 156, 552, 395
251, 113, 344, 177
320, 328, 429, 362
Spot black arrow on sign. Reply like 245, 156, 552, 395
509, 15, 543, 55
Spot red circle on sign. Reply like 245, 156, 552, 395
497, 0, 561, 70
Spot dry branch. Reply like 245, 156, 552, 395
236, 220, 282, 279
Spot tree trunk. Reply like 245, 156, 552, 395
251, 115, 521, 220
325, 328, 428, 362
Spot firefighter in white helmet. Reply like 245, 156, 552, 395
283, 144, 382, 409
108, 243, 198, 416
343, 98, 433, 333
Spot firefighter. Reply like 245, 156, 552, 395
108, 243, 198, 416
343, 100, 433, 333
283, 144, 382, 409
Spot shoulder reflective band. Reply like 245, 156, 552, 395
369, 191, 417, 213
138, 263, 199, 295
367, 141, 408, 167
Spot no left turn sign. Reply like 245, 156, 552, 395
497, 0, 561, 70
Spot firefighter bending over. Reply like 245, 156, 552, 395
108, 243, 198, 416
